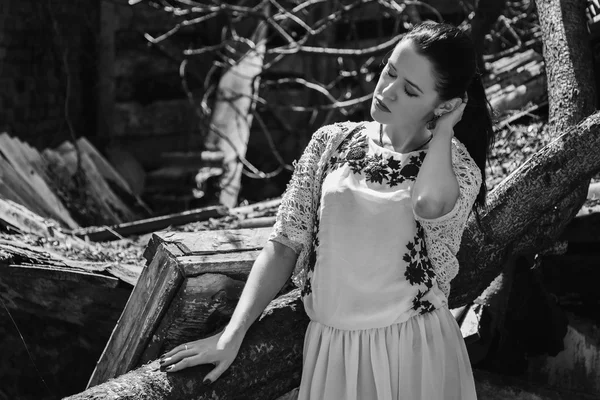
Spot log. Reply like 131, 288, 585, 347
452, 110, 600, 306
70, 289, 597, 400
70, 290, 308, 400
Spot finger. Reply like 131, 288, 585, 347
165, 353, 215, 373
160, 349, 196, 367
163, 343, 188, 358
203, 359, 234, 384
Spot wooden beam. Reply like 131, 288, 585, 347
151, 227, 272, 255
70, 205, 228, 242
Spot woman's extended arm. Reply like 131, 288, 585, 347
224, 241, 298, 338
159, 241, 298, 383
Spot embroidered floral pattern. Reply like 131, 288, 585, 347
403, 222, 437, 315
328, 127, 427, 186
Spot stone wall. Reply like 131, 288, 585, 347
0, 0, 99, 149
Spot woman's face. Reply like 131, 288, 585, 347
370, 39, 442, 128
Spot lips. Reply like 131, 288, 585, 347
374, 97, 391, 113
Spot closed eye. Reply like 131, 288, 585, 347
384, 64, 397, 78
404, 87, 417, 97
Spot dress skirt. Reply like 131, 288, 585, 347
298, 306, 477, 400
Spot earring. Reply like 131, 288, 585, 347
426, 113, 440, 130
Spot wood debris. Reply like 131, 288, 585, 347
485, 48, 546, 121
0, 132, 149, 230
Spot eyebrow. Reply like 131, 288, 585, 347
387, 62, 424, 94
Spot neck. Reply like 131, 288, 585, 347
381, 121, 431, 153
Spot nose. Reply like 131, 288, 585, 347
381, 80, 398, 102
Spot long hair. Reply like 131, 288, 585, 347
404, 21, 495, 208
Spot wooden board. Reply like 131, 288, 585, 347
153, 227, 272, 256
0, 154, 60, 221
0, 133, 78, 228
87, 245, 184, 387
76, 137, 133, 197
178, 250, 260, 279
0, 198, 54, 236
70, 205, 227, 242
56, 142, 139, 224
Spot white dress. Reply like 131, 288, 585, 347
296, 123, 478, 400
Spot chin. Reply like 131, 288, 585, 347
371, 108, 391, 124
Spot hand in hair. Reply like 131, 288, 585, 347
435, 96, 468, 134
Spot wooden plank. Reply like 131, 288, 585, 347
0, 198, 54, 236
238, 216, 276, 229
70, 205, 228, 242
0, 154, 60, 221
178, 250, 260, 279
78, 151, 138, 223
231, 198, 282, 215
87, 244, 184, 387
0, 133, 78, 228
106, 263, 144, 286
55, 142, 137, 224
143, 235, 185, 263
159, 151, 224, 168
154, 227, 272, 256
76, 137, 132, 196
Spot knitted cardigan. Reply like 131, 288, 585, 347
268, 121, 482, 299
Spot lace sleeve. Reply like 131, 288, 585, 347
268, 127, 329, 254
413, 138, 482, 297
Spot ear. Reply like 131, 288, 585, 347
435, 97, 463, 116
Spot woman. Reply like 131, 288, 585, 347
160, 21, 494, 400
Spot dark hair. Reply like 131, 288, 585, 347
404, 21, 495, 208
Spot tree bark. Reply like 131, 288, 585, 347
451, 111, 600, 306
536, 0, 596, 131
208, 15, 268, 208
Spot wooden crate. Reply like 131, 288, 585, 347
87, 227, 272, 387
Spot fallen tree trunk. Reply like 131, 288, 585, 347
67, 289, 309, 400
67, 290, 598, 400
452, 110, 600, 306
